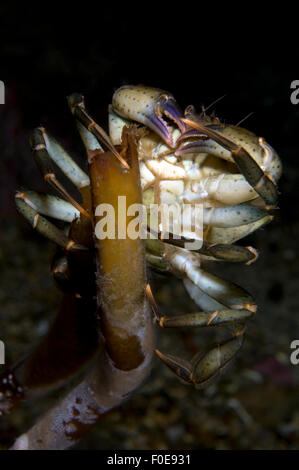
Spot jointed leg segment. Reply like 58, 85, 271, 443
181, 118, 279, 206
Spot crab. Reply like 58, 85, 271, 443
0, 86, 281, 448
109, 85, 282, 384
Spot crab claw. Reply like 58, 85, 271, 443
112, 85, 185, 147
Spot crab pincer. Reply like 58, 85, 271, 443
112, 85, 185, 148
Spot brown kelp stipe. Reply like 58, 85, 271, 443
10, 126, 155, 450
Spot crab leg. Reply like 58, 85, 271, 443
183, 278, 228, 311
177, 128, 282, 185
30, 128, 90, 219
15, 195, 86, 251
207, 214, 272, 244
258, 136, 282, 184
167, 246, 256, 311
159, 232, 258, 264
182, 119, 278, 206
190, 334, 244, 387
15, 190, 79, 222
158, 309, 253, 328
109, 107, 132, 146
147, 226, 258, 264
156, 202, 268, 229
67, 93, 130, 169
51, 254, 72, 291
40, 128, 90, 189
202, 203, 267, 228
147, 277, 248, 390
76, 120, 103, 153
155, 334, 244, 387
